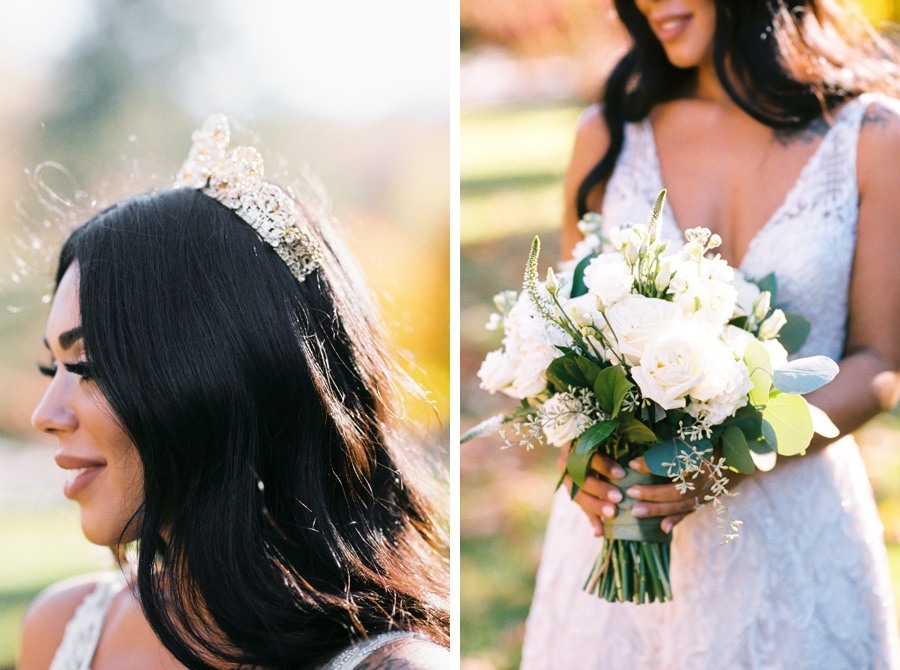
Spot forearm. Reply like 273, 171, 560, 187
803, 349, 899, 451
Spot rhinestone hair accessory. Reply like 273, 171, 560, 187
174, 114, 322, 282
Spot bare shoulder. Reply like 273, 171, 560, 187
353, 637, 450, 670
571, 104, 610, 159
18, 572, 115, 669
857, 96, 900, 190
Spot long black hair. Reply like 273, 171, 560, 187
577, 0, 900, 217
56, 187, 449, 668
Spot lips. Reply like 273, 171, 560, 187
651, 13, 693, 41
55, 451, 107, 500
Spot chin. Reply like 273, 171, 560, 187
79, 509, 140, 547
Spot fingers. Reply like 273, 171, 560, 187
627, 456, 651, 474
661, 513, 688, 534
588, 453, 626, 480
561, 472, 616, 537
631, 498, 698, 519
625, 482, 686, 503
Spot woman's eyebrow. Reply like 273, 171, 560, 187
42, 326, 84, 351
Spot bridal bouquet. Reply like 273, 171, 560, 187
465, 191, 839, 603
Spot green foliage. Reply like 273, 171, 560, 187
546, 353, 601, 392
569, 252, 596, 299
593, 365, 633, 418
566, 420, 616, 489
762, 393, 814, 456
771, 356, 839, 394
642, 438, 708, 477
744, 340, 774, 407
722, 425, 756, 474
778, 312, 811, 354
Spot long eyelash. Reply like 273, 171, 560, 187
64, 362, 94, 380
37, 363, 56, 378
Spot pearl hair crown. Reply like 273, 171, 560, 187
174, 114, 322, 282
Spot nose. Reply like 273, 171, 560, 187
31, 377, 77, 435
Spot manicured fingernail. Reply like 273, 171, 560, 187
602, 505, 616, 519
611, 466, 626, 478
628, 459, 641, 470
662, 520, 673, 533
593, 523, 603, 538
631, 504, 647, 517
625, 487, 639, 498
607, 489, 622, 503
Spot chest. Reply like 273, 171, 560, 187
646, 110, 841, 267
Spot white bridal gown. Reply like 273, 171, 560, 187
521, 95, 900, 670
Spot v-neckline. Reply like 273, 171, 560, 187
641, 100, 856, 270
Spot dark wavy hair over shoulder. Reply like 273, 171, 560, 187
56, 187, 449, 668
577, 0, 900, 217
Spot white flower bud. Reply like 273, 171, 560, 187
545, 267, 559, 295
758, 308, 787, 340
708, 233, 722, 249
752, 291, 772, 322
594, 293, 608, 312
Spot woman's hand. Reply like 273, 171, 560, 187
557, 446, 627, 537
560, 449, 746, 535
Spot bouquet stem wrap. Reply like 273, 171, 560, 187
583, 468, 673, 603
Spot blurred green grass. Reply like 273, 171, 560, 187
460, 101, 900, 669
0, 506, 109, 666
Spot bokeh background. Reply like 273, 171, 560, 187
460, 1, 900, 668
0, 1, 451, 665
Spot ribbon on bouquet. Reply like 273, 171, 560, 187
602, 469, 671, 544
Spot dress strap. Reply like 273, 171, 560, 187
321, 631, 426, 669
49, 576, 126, 670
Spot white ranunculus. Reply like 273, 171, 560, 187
584, 252, 634, 305
686, 358, 753, 426
632, 322, 732, 409
477, 349, 517, 394
732, 273, 762, 318
601, 294, 683, 366
540, 393, 596, 447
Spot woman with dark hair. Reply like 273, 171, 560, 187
17, 116, 450, 669
522, 1, 899, 667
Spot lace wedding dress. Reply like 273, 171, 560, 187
49, 573, 427, 669
521, 95, 900, 670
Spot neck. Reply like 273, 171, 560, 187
693, 55, 733, 107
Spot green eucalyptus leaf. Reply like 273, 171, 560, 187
721, 425, 755, 474
744, 340, 773, 407
566, 420, 616, 488
777, 312, 811, 354
643, 440, 677, 476
761, 393, 814, 456
594, 365, 634, 418
570, 252, 597, 299
771, 355, 839, 394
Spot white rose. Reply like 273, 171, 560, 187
602, 294, 683, 366
510, 343, 560, 398
477, 349, 517, 394
540, 393, 596, 447
632, 322, 732, 409
584, 252, 634, 305
686, 359, 752, 426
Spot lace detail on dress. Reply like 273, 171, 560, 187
49, 575, 125, 670
320, 631, 424, 669
521, 95, 900, 670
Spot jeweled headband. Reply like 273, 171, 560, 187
175, 114, 322, 282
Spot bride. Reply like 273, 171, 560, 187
17, 116, 449, 669
522, 1, 900, 668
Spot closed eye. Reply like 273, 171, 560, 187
36, 361, 94, 381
